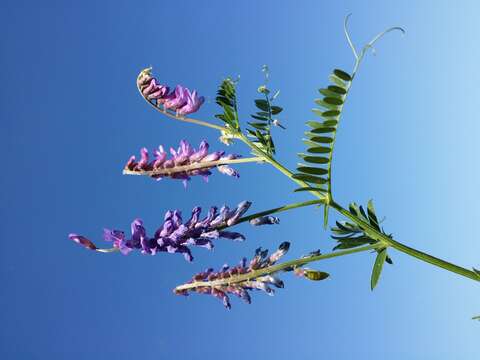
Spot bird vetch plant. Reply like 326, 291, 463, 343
70, 15, 480, 312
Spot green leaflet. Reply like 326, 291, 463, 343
315, 99, 340, 110
319, 88, 343, 99
334, 69, 352, 81
292, 174, 327, 184
367, 200, 380, 230
371, 248, 388, 290
299, 155, 330, 164
323, 110, 340, 117
254, 99, 269, 111
306, 121, 324, 128
293, 186, 327, 193
309, 136, 334, 144
323, 97, 344, 106
297, 166, 329, 175
271, 105, 283, 114
329, 74, 347, 87
307, 146, 331, 154
323, 120, 338, 126
310, 127, 336, 134
327, 85, 347, 95
251, 114, 269, 121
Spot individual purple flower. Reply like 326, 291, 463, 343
69, 201, 261, 262
103, 229, 131, 255
216, 154, 240, 178
142, 78, 170, 101
177, 89, 205, 116
163, 85, 188, 112
123, 140, 241, 186
137, 148, 149, 170
174, 242, 291, 308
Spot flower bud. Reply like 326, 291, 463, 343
295, 268, 330, 281
257, 85, 270, 94
69, 234, 97, 250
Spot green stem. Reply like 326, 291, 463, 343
175, 243, 382, 291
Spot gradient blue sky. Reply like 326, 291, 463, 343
1, 0, 480, 359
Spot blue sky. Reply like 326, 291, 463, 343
1, 0, 480, 359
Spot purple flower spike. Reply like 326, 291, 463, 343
124, 140, 240, 185
176, 242, 291, 308
137, 68, 205, 115
69, 201, 253, 261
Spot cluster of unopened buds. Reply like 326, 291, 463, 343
174, 242, 329, 309
137, 67, 205, 116
69, 201, 280, 262
123, 140, 241, 186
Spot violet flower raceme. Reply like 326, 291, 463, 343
123, 140, 241, 186
69, 201, 280, 262
174, 242, 291, 309
137, 68, 205, 116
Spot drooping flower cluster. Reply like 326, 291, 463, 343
175, 242, 291, 308
124, 140, 240, 185
137, 67, 205, 116
69, 201, 278, 262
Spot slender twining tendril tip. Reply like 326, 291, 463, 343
69, 201, 279, 261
